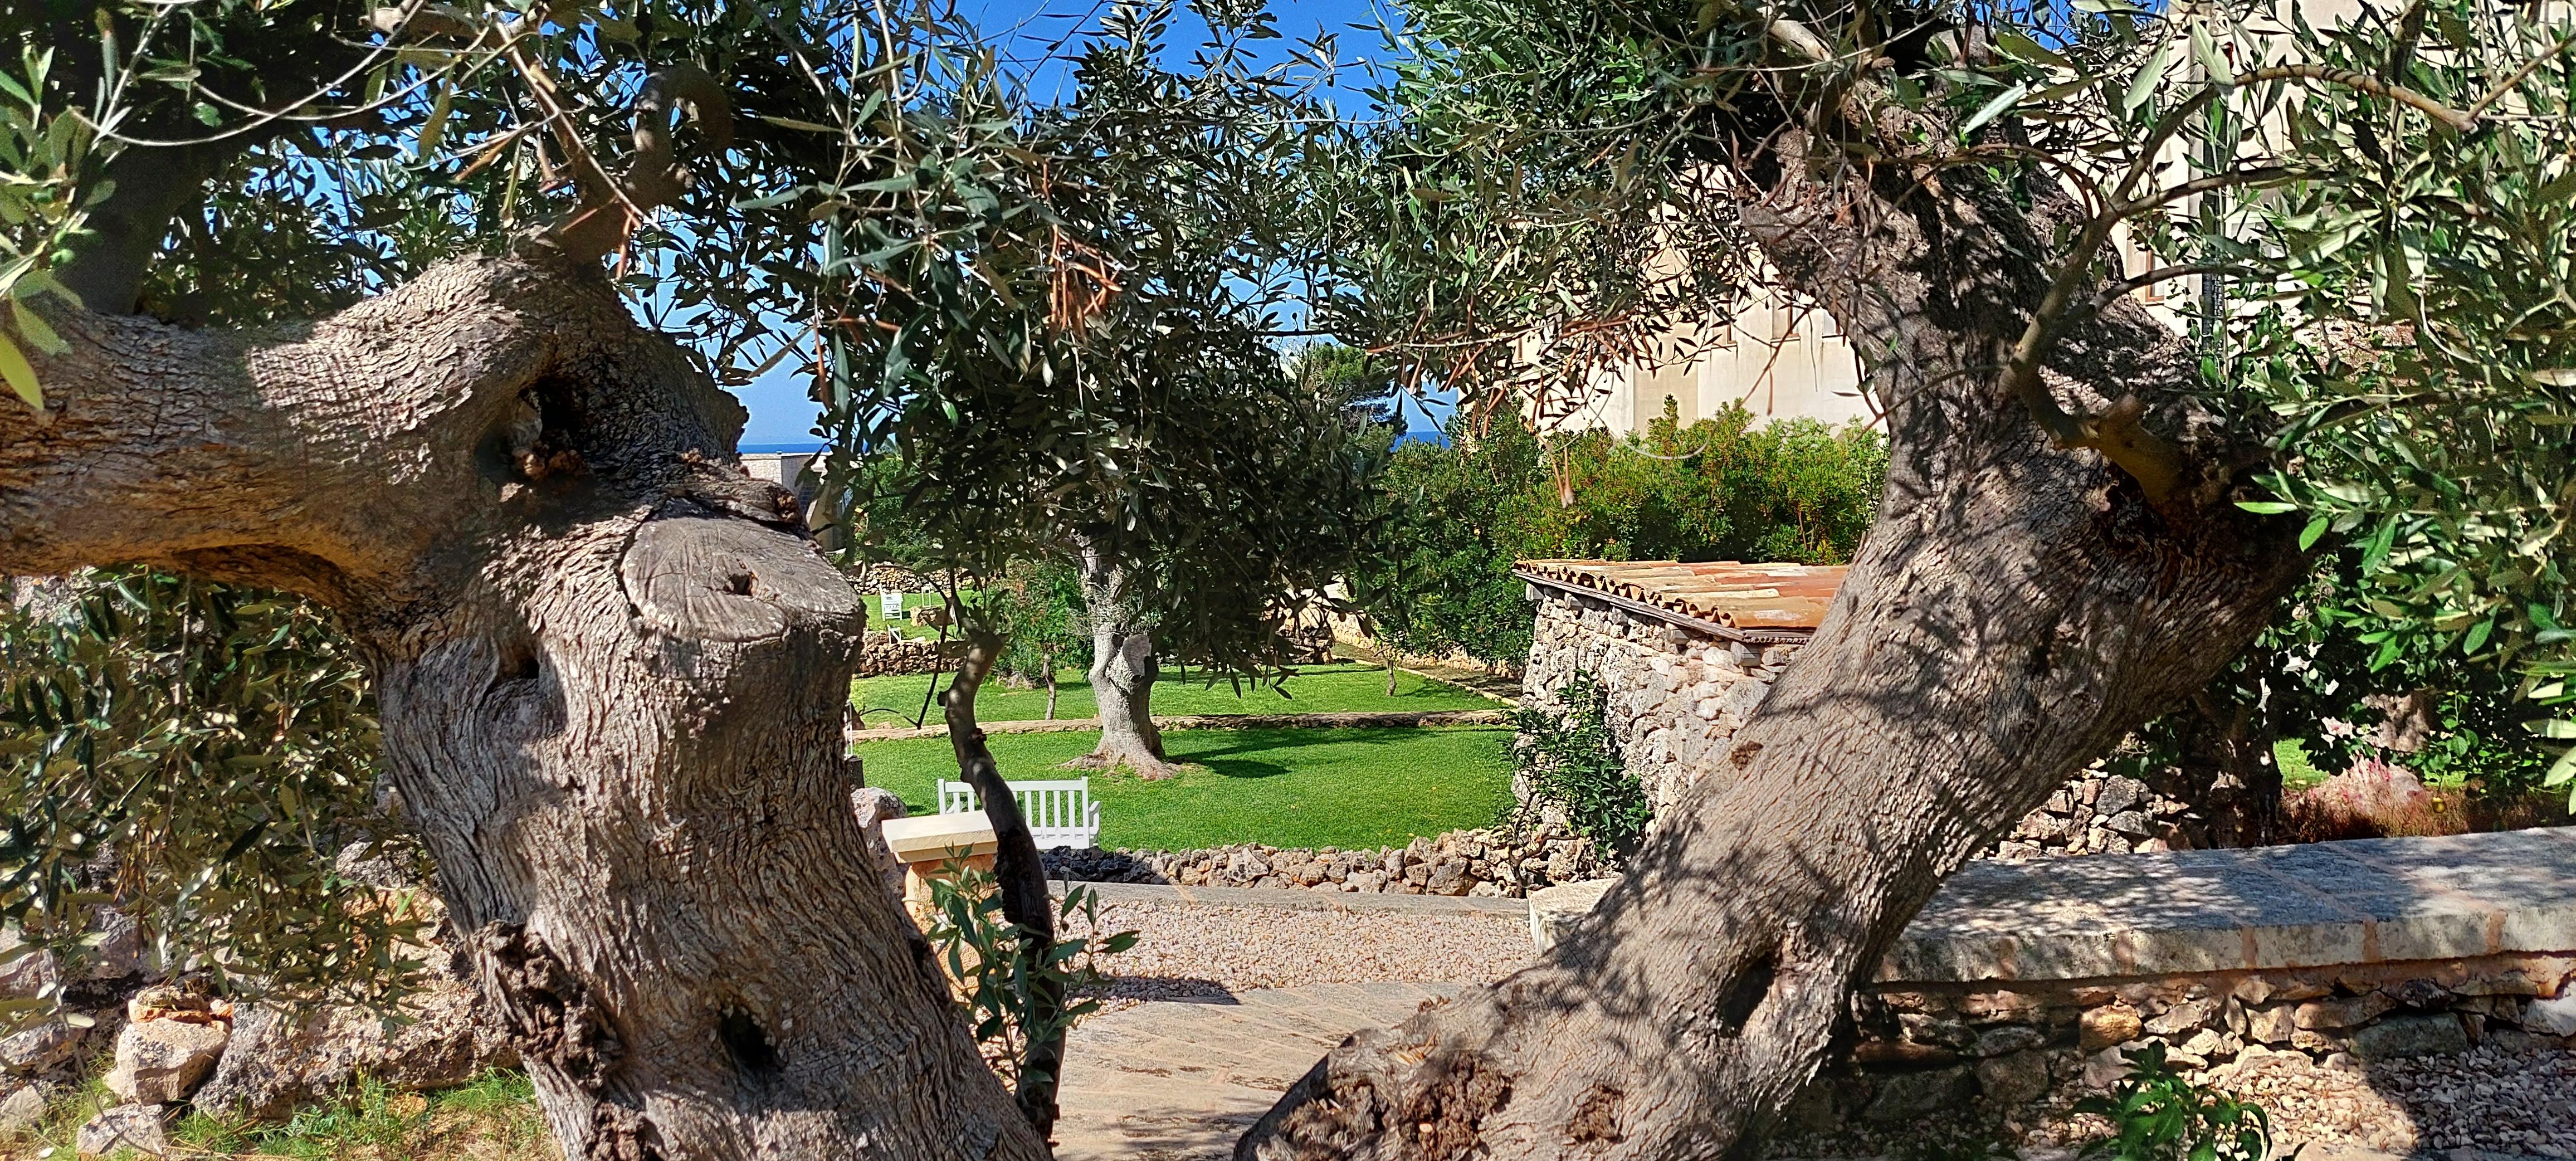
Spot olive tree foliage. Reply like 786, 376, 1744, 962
0, 574, 419, 1008
813, 1, 1379, 679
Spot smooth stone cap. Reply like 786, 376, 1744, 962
881, 812, 999, 863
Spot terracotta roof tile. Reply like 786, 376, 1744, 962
1514, 559, 1848, 633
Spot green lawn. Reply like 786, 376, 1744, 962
852, 659, 1499, 726
855, 725, 1515, 850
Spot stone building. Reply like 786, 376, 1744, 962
1516, 559, 2238, 857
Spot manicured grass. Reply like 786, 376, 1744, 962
852, 660, 1499, 727
855, 725, 1516, 851
2274, 737, 2331, 790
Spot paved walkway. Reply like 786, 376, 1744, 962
1052, 983, 1462, 1161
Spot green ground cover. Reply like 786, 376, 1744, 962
852, 659, 1499, 726
855, 725, 1516, 851
13, 1070, 554, 1160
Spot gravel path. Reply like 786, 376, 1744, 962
1059, 894, 2576, 1159
1067, 897, 1535, 1002
2214, 1041, 2576, 1157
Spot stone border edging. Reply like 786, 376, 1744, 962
1060, 880, 1533, 918
852, 709, 1510, 742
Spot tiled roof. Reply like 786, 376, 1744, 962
1514, 559, 1847, 635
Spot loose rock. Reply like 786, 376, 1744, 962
78, 1103, 169, 1157
192, 978, 517, 1121
106, 1017, 230, 1104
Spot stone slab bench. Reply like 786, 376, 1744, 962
1887, 828, 2576, 983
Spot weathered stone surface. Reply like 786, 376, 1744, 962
84, 909, 144, 980
192, 979, 518, 1121
105, 1017, 230, 1104
2247, 1003, 2297, 1045
850, 786, 909, 901
2349, 1012, 2467, 1061
1970, 1024, 2045, 1058
0, 1018, 84, 1076
0, 928, 58, 1001
2296, 992, 2397, 1031
1974, 1050, 2051, 1106
1861, 1066, 1970, 1124
0, 1081, 43, 1131
2080, 1045, 2133, 1089
2522, 991, 2576, 1036
78, 1103, 168, 1157
2080, 1004, 2143, 1051
1528, 877, 1616, 952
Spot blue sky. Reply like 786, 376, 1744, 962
730, 0, 1454, 447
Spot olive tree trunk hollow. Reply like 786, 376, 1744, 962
1071, 544, 1171, 778
1235, 140, 2311, 1161
0, 251, 1047, 1161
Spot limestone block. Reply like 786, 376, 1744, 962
0, 1018, 83, 1076
1862, 1066, 1970, 1124
2144, 998, 2214, 1036
106, 1017, 230, 1104
1975, 1049, 2052, 1106
1971, 1024, 2045, 1058
78, 1103, 168, 1157
0, 1081, 42, 1131
2349, 1012, 2467, 1060
1529, 877, 1617, 952
2295, 992, 2396, 1031
0, 928, 58, 1001
2524, 991, 2576, 1036
2080, 1004, 2143, 1051
2080, 1045, 2132, 1089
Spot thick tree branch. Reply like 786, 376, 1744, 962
941, 627, 1067, 1138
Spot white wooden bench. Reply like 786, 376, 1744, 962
938, 778, 1102, 850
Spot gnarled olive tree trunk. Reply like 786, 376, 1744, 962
0, 252, 1046, 1161
1072, 541, 1171, 778
1237, 138, 2310, 1160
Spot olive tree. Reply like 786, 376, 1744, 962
0, 2, 1096, 1155
1241, 3, 2576, 1158
826, 2, 1379, 781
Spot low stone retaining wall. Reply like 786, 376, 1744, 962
858, 633, 949, 676
1534, 828, 2576, 1135
1520, 579, 1797, 815
1043, 821, 1611, 900
1521, 577, 2256, 860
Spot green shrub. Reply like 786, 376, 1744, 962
924, 864, 1137, 1092
1353, 401, 1884, 670
1509, 671, 1652, 860
2075, 1042, 2275, 1161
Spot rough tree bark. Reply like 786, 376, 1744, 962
0, 251, 1048, 1160
1235, 134, 2312, 1159
1072, 542, 1172, 778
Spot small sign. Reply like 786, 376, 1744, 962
880, 592, 904, 623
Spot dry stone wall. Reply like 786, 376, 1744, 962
858, 632, 948, 677
1042, 821, 1612, 900
1518, 583, 1795, 815
1521, 580, 2243, 856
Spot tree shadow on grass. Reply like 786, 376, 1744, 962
1196, 757, 1291, 780
1164, 727, 1452, 767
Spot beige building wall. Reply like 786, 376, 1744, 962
1541, 297, 1879, 437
